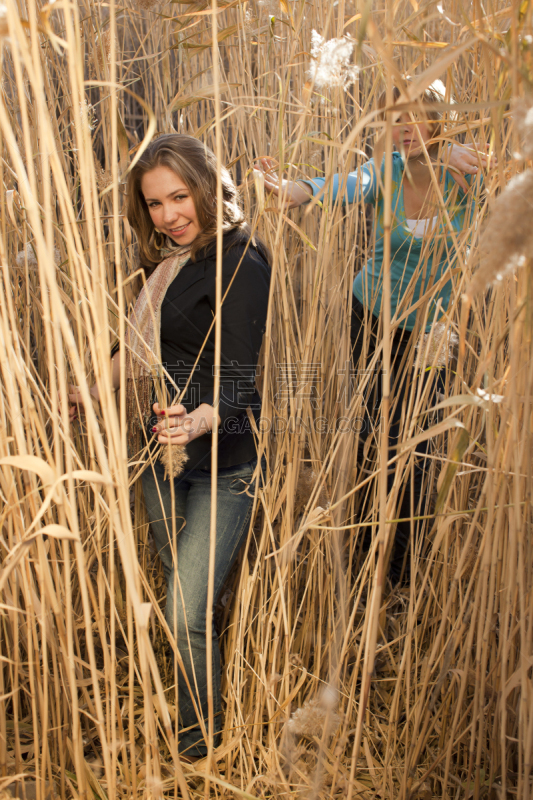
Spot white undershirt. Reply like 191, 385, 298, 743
405, 215, 438, 238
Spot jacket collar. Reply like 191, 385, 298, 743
161, 256, 206, 307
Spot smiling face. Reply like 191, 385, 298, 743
392, 113, 434, 159
141, 165, 201, 246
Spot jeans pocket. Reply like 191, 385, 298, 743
216, 459, 258, 496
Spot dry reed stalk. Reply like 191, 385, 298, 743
0, 1, 531, 799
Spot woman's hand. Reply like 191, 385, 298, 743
256, 157, 313, 209
67, 354, 119, 422
151, 402, 220, 446
68, 384, 100, 422
447, 143, 495, 190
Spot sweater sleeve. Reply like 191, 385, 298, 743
300, 158, 378, 206
199, 244, 271, 424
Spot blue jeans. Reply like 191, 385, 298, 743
141, 456, 257, 757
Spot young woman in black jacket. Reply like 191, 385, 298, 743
70, 134, 271, 759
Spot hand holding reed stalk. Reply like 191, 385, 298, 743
256, 157, 313, 208
151, 402, 218, 446
151, 402, 220, 480
445, 142, 496, 190
67, 384, 102, 422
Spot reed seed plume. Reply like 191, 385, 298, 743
467, 94, 533, 296
467, 166, 533, 295
288, 688, 341, 739
160, 444, 188, 480
15, 243, 38, 269
137, 0, 160, 11
294, 465, 330, 514
15, 244, 61, 269
416, 322, 459, 367
513, 95, 533, 159
308, 30, 359, 91
94, 28, 115, 76
95, 164, 113, 191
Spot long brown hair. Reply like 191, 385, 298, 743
126, 134, 249, 268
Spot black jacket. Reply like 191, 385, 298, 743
156, 232, 271, 470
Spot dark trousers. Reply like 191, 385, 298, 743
351, 297, 443, 583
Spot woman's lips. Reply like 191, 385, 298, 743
168, 222, 190, 236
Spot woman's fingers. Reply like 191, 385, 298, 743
151, 404, 193, 441
67, 385, 82, 404
257, 156, 278, 174
459, 144, 496, 170
165, 404, 188, 418
155, 429, 190, 446
154, 418, 193, 445
152, 402, 186, 417
255, 158, 282, 193
67, 385, 83, 421
263, 176, 281, 195
258, 168, 282, 193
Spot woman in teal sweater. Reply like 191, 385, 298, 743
259, 84, 487, 581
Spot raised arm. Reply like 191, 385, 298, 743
257, 157, 378, 208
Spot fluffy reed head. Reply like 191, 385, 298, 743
467, 168, 533, 295
160, 443, 189, 480
294, 465, 330, 514
15, 244, 61, 270
307, 30, 359, 91
416, 323, 459, 368
287, 689, 341, 739
94, 28, 116, 76
513, 95, 533, 159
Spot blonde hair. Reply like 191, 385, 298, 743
126, 134, 246, 267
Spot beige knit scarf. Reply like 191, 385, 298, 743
125, 246, 191, 478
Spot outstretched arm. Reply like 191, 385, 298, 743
257, 157, 313, 208
256, 157, 378, 208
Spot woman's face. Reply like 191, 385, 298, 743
141, 165, 201, 246
392, 113, 434, 159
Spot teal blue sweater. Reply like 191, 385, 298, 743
304, 152, 481, 331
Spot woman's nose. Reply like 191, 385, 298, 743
163, 204, 178, 222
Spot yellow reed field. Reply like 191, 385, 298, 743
0, 0, 531, 797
